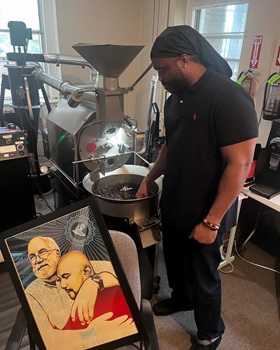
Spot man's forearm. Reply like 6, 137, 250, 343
207, 138, 256, 225
99, 271, 118, 288
145, 142, 166, 183
207, 162, 251, 225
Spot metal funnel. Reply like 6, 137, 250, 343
72, 43, 144, 78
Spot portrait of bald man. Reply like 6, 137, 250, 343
56, 250, 133, 330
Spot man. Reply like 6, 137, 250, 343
56, 250, 133, 330
136, 25, 258, 349
26, 236, 71, 330
26, 236, 118, 330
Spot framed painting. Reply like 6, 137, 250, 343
0, 196, 147, 349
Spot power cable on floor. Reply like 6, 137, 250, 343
234, 240, 280, 275
219, 238, 280, 275
219, 262, 235, 274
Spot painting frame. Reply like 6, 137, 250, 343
0, 196, 148, 350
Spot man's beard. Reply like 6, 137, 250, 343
163, 74, 188, 94
65, 288, 77, 299
34, 261, 57, 280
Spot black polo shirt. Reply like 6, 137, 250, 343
161, 68, 259, 231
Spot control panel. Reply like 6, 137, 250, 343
0, 127, 28, 161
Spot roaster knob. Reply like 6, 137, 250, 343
87, 142, 97, 153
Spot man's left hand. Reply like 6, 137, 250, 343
189, 223, 217, 244
70, 278, 99, 325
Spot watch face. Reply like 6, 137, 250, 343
92, 274, 105, 290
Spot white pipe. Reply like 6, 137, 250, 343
43, 53, 99, 86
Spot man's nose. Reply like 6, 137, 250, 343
60, 280, 66, 288
35, 255, 44, 264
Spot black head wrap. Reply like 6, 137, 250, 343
150, 25, 232, 78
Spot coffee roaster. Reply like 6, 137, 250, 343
5, 27, 162, 296
5, 21, 160, 203
23, 43, 162, 203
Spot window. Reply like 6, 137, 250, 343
192, 2, 248, 81
0, 0, 42, 99
0, 0, 42, 53
0, 0, 60, 102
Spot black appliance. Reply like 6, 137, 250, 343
0, 127, 36, 231
257, 119, 280, 190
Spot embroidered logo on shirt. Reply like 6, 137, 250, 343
193, 113, 197, 120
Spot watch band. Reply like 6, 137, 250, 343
91, 274, 105, 291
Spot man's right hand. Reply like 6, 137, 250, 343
135, 178, 149, 198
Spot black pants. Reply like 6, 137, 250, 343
161, 221, 225, 341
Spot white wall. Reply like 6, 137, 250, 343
138, 0, 171, 133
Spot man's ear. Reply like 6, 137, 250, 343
179, 54, 188, 68
83, 265, 93, 277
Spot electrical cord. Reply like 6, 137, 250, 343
234, 240, 280, 274
219, 262, 235, 274
34, 192, 55, 213
219, 238, 235, 274
219, 236, 280, 275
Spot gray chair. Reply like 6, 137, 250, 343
109, 230, 159, 350
5, 230, 159, 350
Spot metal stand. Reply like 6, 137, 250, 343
218, 193, 247, 269
219, 226, 238, 269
